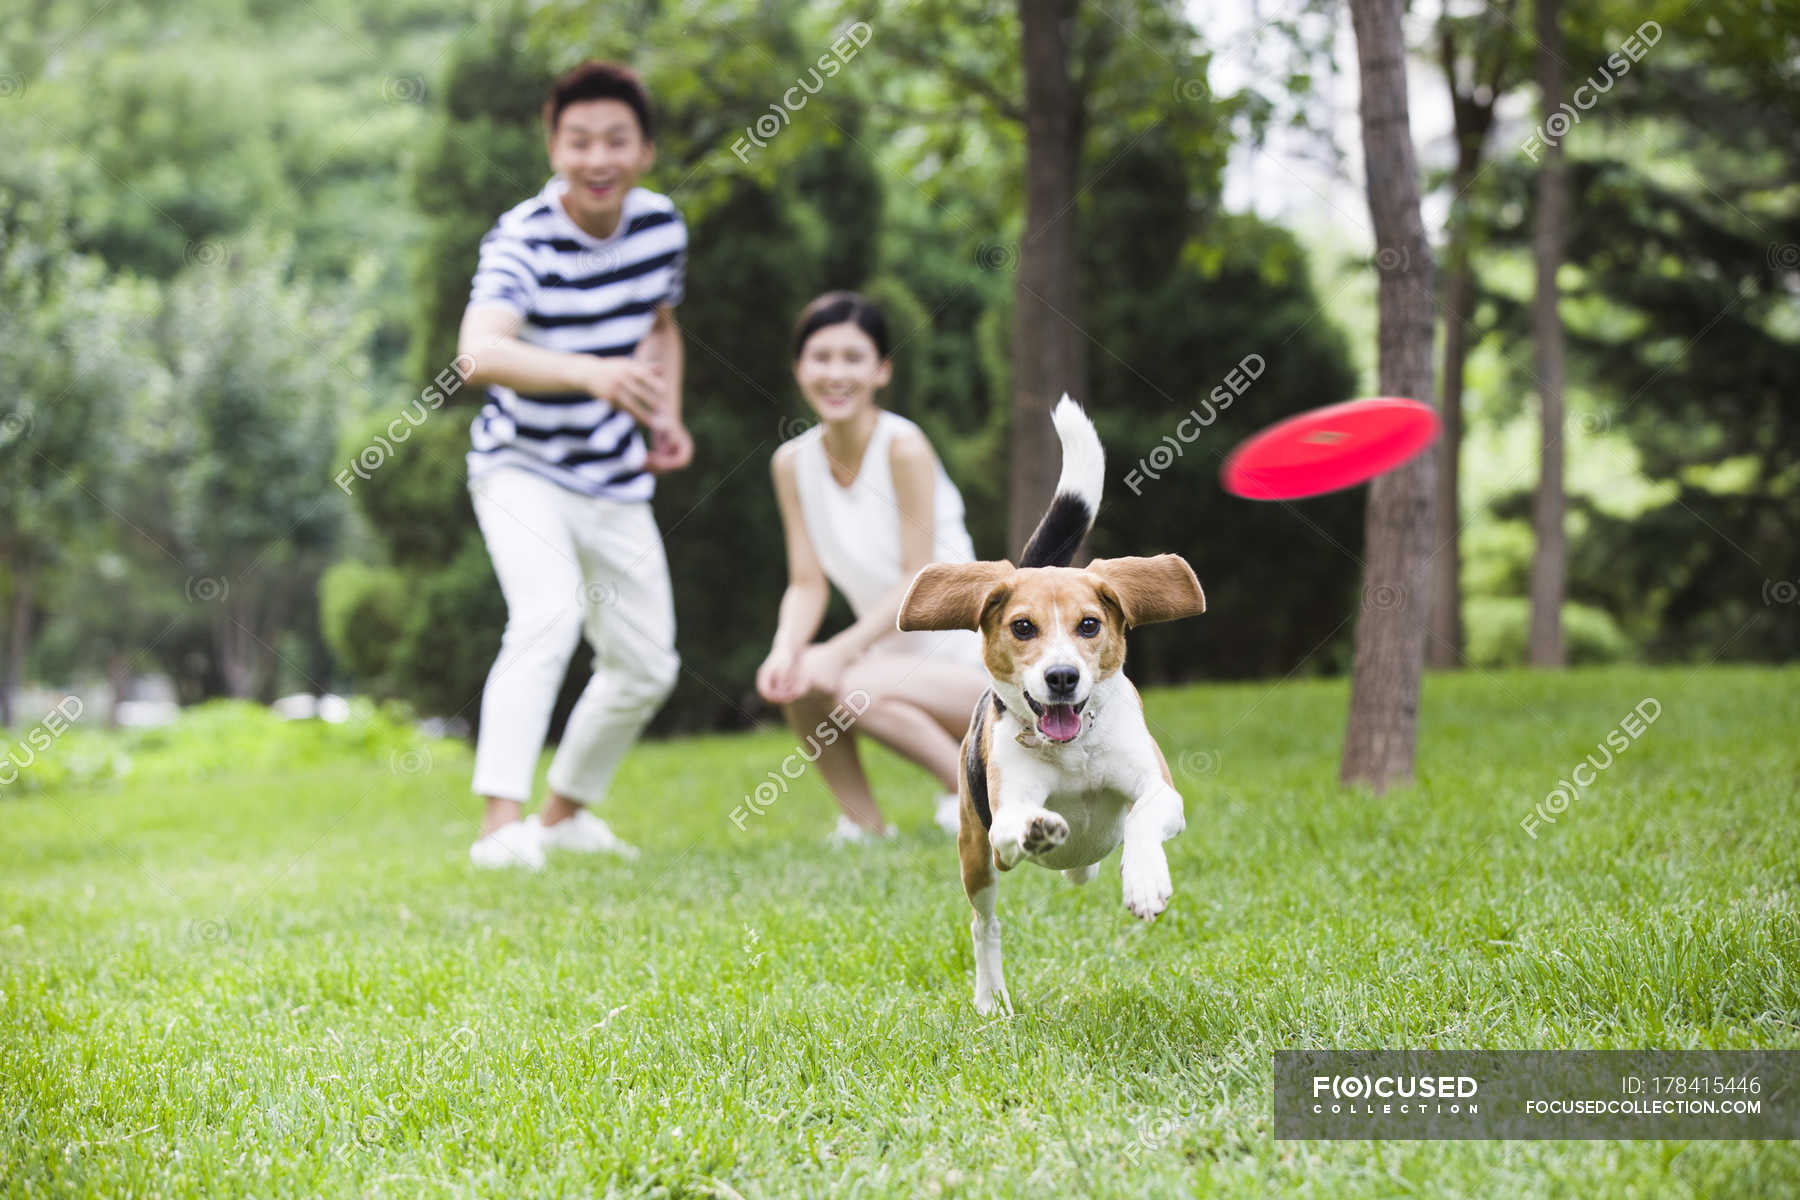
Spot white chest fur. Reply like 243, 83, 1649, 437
988, 674, 1165, 870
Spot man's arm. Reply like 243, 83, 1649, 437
634, 304, 685, 425
638, 304, 692, 473
457, 304, 666, 428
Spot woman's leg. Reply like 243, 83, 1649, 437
776, 649, 986, 835
839, 654, 988, 790
780, 690, 886, 833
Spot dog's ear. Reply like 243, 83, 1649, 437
1087, 555, 1206, 627
898, 560, 1016, 632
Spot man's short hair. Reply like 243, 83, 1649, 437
543, 61, 654, 140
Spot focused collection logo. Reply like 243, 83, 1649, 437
1310, 1074, 1480, 1116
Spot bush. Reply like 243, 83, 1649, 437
337, 415, 475, 569
320, 560, 412, 694
0, 698, 467, 797
386, 533, 505, 724
1463, 597, 1637, 669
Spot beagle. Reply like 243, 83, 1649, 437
898, 396, 1206, 1014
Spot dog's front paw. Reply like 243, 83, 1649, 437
973, 980, 1014, 1016
991, 810, 1068, 868
1022, 811, 1068, 856
1120, 844, 1172, 920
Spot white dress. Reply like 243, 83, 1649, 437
789, 411, 985, 667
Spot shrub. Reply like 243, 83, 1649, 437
1463, 597, 1636, 669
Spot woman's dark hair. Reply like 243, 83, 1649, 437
544, 61, 654, 140
791, 291, 889, 362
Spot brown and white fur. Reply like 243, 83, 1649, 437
897, 396, 1206, 1015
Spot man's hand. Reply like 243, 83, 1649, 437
583, 357, 669, 431
643, 421, 693, 475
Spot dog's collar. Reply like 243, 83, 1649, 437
995, 688, 1100, 747
992, 692, 1045, 748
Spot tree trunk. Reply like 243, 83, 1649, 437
1427, 20, 1505, 670
108, 651, 131, 729
1008, 0, 1087, 558
1341, 0, 1439, 792
215, 581, 277, 701
1429, 239, 1470, 670
1528, 0, 1568, 667
3, 562, 33, 728
217, 611, 255, 699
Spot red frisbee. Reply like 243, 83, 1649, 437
1221, 397, 1438, 500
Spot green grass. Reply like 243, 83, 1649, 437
3, 664, 1798, 1197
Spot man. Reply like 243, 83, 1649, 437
457, 61, 691, 869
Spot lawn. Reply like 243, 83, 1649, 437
3, 664, 1798, 1197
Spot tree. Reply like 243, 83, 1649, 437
155, 235, 358, 700
0, 163, 151, 724
880, 0, 1227, 556
1489, 0, 1800, 664
1080, 135, 1364, 682
1008, 0, 1088, 556
1526, 0, 1569, 666
1340, 0, 1439, 790
1428, 0, 1519, 668
320, 4, 551, 719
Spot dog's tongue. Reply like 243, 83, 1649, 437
1038, 703, 1082, 742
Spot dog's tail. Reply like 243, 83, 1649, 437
1019, 394, 1104, 569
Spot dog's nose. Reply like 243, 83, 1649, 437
1044, 665, 1079, 698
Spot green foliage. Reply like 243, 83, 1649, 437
1, 0, 482, 706
1080, 138, 1364, 681
3, 0, 476, 389
144, 235, 361, 698
791, 127, 884, 290
0, 695, 460, 796
1463, 596, 1636, 669
0, 162, 152, 564
0, 177, 131, 536
319, 561, 412, 693
386, 535, 504, 725
318, 8, 549, 724
865, 201, 1013, 560
1470, 0, 1800, 663
157, 236, 353, 561
336, 416, 475, 570
0, 159, 170, 714
405, 2, 552, 387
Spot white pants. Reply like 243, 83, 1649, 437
469, 467, 679, 805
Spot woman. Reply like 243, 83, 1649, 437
756, 292, 989, 841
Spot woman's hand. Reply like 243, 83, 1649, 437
756, 645, 805, 705
794, 641, 854, 700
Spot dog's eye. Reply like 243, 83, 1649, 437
1010, 618, 1037, 640
1076, 616, 1101, 638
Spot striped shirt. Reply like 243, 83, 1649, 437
465, 177, 687, 501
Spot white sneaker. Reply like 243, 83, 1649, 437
469, 819, 546, 870
534, 810, 640, 859
826, 814, 895, 846
933, 792, 961, 836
